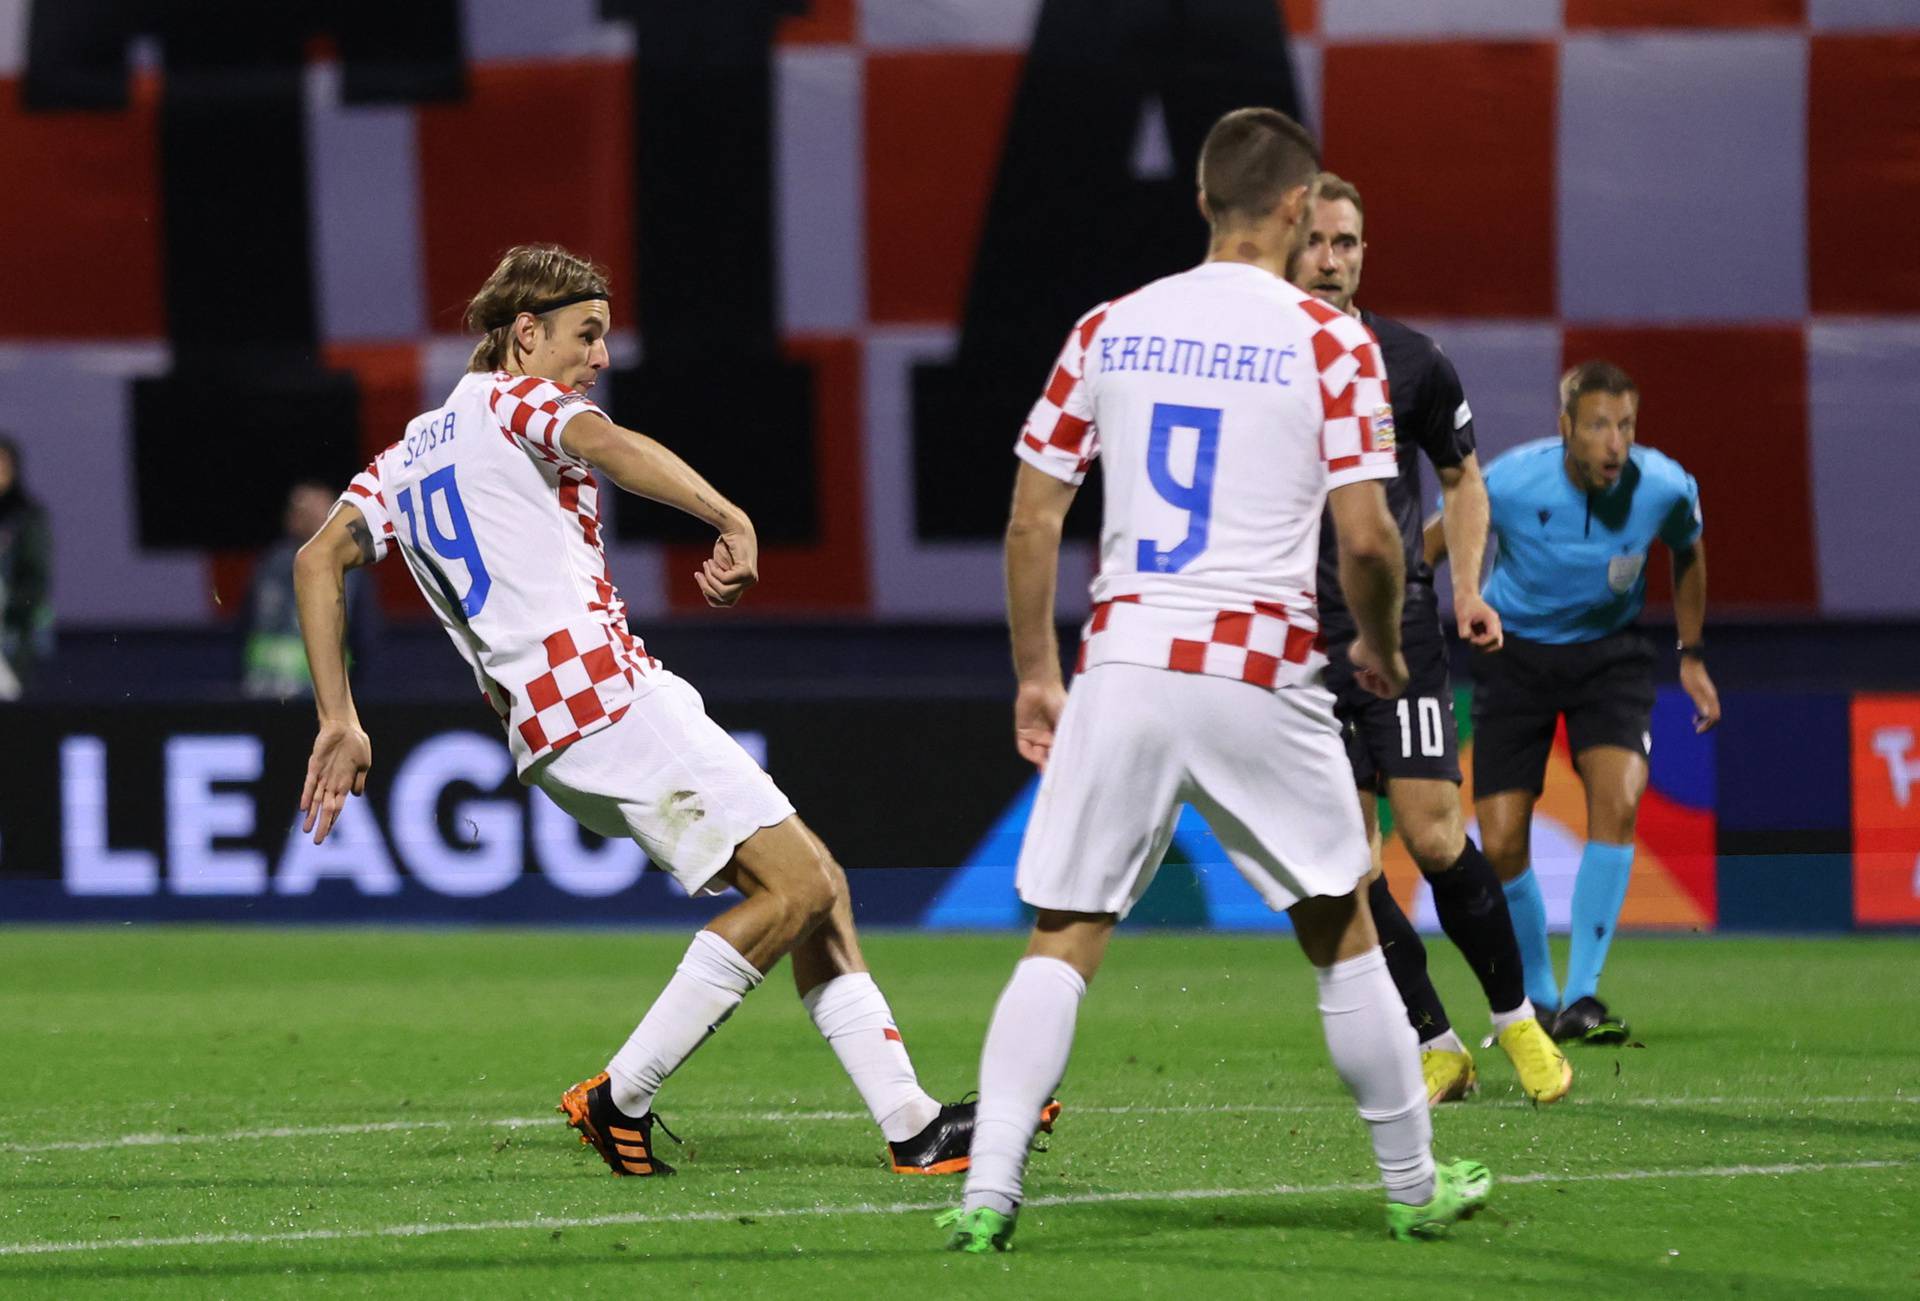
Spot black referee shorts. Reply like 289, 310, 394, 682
1326, 626, 1463, 795
1469, 629, 1656, 799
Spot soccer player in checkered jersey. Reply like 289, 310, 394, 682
942, 110, 1491, 1255
1430, 361, 1720, 1047
293, 244, 1015, 1180
1290, 174, 1572, 1107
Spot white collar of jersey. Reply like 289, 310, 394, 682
447, 371, 494, 400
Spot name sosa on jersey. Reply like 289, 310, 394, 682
400, 411, 457, 468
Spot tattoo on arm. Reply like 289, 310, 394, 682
346, 515, 375, 567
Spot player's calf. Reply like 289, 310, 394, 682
713, 821, 844, 968
1421, 838, 1530, 1020
1367, 874, 1454, 1045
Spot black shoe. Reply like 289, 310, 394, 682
558, 1072, 679, 1176
1535, 1005, 1559, 1036
888, 1097, 1063, 1175
1552, 996, 1630, 1045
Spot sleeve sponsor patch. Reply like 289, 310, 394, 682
1372, 404, 1397, 452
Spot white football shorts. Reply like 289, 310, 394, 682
1015, 662, 1371, 919
528, 671, 795, 896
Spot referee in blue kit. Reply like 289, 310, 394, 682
1428, 361, 1721, 1045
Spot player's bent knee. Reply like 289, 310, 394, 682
787, 854, 841, 929
1588, 803, 1640, 845
1404, 820, 1464, 874
1289, 891, 1373, 968
1482, 841, 1528, 880
1026, 910, 1116, 983
810, 857, 849, 924
1473, 797, 1533, 878
819, 854, 850, 904
730, 825, 841, 936
765, 877, 835, 945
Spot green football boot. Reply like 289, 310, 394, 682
1386, 1159, 1492, 1242
938, 1205, 1017, 1253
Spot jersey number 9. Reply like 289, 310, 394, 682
1137, 402, 1222, 574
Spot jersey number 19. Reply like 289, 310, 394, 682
396, 466, 493, 621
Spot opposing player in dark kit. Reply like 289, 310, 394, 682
1292, 175, 1570, 1104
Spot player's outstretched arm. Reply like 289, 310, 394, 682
1005, 462, 1078, 769
1672, 540, 1720, 732
1329, 478, 1408, 699
1436, 455, 1502, 649
293, 506, 377, 844
561, 413, 758, 607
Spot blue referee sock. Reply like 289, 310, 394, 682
1564, 841, 1635, 1006
1501, 870, 1561, 1013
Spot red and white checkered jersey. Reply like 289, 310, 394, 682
338, 371, 661, 771
1015, 261, 1398, 689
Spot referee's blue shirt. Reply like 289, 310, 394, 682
1474, 438, 1703, 645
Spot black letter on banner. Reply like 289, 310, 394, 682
23, 1, 463, 548
911, 0, 1301, 538
597, 0, 817, 543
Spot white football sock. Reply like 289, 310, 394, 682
1316, 948, 1437, 1206
1419, 1028, 1468, 1054
962, 956, 1086, 1215
1489, 998, 1537, 1035
607, 929, 762, 1117
800, 972, 941, 1143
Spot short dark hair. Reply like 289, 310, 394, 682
1312, 171, 1365, 218
1560, 360, 1639, 422
1198, 108, 1320, 226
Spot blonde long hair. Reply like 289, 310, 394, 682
463, 244, 611, 372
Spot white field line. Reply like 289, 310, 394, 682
0, 1158, 1908, 1259
2, 1093, 1912, 1157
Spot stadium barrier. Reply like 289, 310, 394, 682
1, 691, 1913, 930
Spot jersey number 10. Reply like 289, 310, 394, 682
396, 466, 494, 621
1397, 697, 1447, 759
1137, 402, 1222, 574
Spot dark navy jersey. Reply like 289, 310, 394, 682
1317, 308, 1475, 646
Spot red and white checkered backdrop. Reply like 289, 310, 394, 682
3, 0, 1916, 626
